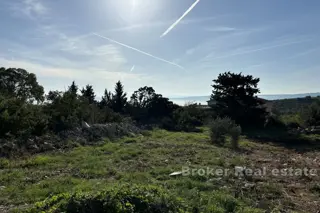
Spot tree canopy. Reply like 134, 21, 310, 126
130, 86, 156, 108
0, 67, 44, 103
211, 72, 267, 127
111, 81, 127, 113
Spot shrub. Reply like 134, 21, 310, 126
0, 96, 48, 137
157, 105, 207, 132
302, 101, 320, 127
24, 185, 187, 213
229, 125, 242, 149
264, 114, 286, 130
209, 117, 241, 148
279, 113, 303, 128
0, 158, 10, 169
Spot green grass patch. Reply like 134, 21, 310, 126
1, 129, 314, 212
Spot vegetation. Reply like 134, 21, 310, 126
271, 96, 319, 114
209, 117, 241, 148
24, 185, 186, 213
210, 72, 267, 128
0, 129, 319, 212
1, 67, 320, 212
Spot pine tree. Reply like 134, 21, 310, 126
211, 72, 267, 127
81, 85, 96, 104
112, 81, 127, 113
68, 81, 78, 96
100, 89, 113, 108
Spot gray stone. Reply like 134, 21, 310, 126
169, 171, 183, 176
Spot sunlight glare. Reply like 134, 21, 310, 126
110, 0, 160, 24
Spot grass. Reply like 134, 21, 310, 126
0, 129, 319, 212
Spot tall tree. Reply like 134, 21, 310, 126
147, 94, 178, 119
211, 72, 267, 126
112, 81, 127, 113
100, 89, 113, 108
68, 81, 78, 96
130, 86, 156, 108
81, 85, 96, 104
0, 67, 44, 102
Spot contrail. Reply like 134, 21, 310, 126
160, 0, 200, 38
130, 65, 135, 72
92, 33, 184, 69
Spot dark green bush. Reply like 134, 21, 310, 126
172, 105, 205, 132
302, 101, 320, 126
24, 185, 187, 213
209, 117, 241, 148
0, 96, 48, 138
264, 114, 286, 130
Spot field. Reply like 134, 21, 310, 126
1, 129, 320, 212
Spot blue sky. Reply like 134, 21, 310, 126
1, 0, 320, 98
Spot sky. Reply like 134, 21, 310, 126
1, 0, 320, 98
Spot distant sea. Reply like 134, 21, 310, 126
169, 93, 320, 105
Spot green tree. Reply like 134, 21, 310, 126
0, 68, 47, 136
81, 85, 96, 104
68, 81, 78, 96
100, 89, 113, 108
45, 89, 83, 132
147, 94, 178, 119
211, 72, 267, 127
112, 81, 127, 113
0, 67, 44, 103
130, 86, 156, 108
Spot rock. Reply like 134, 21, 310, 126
0, 186, 6, 190
28, 144, 39, 151
169, 171, 183, 176
24, 177, 32, 182
82, 121, 91, 128
243, 183, 256, 189
257, 158, 272, 163
41, 142, 55, 151
208, 178, 222, 182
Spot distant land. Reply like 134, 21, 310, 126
170, 93, 320, 105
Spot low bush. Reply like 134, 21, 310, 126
209, 117, 242, 148
0, 96, 48, 138
279, 113, 303, 128
23, 185, 187, 213
264, 114, 286, 130
302, 101, 320, 127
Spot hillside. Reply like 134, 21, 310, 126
271, 96, 320, 114
1, 129, 320, 212
170, 93, 320, 105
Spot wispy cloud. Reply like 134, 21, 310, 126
92, 33, 184, 69
204, 26, 236, 32
160, 0, 201, 37
183, 26, 268, 57
34, 25, 127, 64
107, 16, 216, 33
206, 37, 312, 60
0, 55, 148, 93
287, 47, 320, 59
10, 0, 48, 19
1, 23, 133, 84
